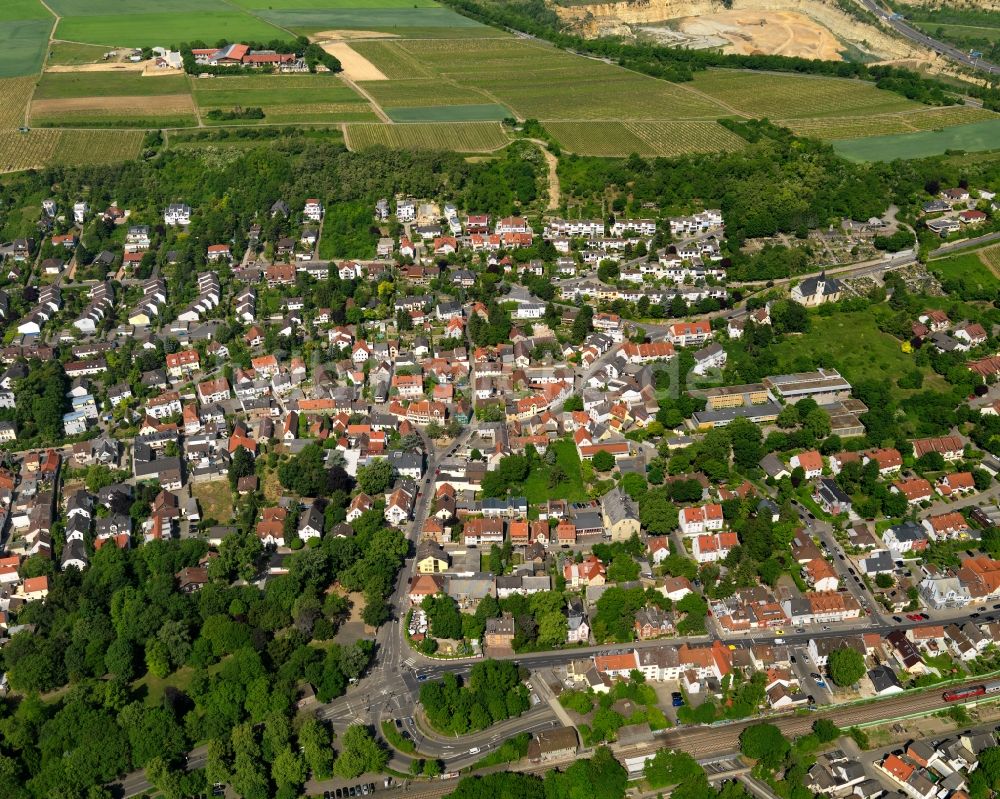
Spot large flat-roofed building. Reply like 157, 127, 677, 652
696, 383, 772, 410
820, 398, 867, 438
690, 401, 783, 430
764, 368, 851, 405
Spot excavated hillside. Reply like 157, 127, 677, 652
554, 0, 920, 61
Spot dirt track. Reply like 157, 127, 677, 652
312, 29, 399, 41
318, 41, 387, 81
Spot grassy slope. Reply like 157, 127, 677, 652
768, 310, 947, 400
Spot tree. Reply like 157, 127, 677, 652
357, 459, 395, 495
272, 746, 306, 789
592, 450, 615, 472
536, 611, 568, 648
334, 725, 388, 779
728, 418, 763, 470
299, 718, 334, 779
812, 718, 841, 743
739, 723, 789, 770
875, 573, 894, 589
827, 647, 866, 687
278, 444, 331, 496
229, 446, 256, 489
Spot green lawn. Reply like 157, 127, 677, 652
835, 119, 1000, 162
55, 12, 289, 48
768, 310, 946, 399
928, 251, 1000, 292
522, 439, 588, 505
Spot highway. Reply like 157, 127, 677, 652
858, 0, 1000, 75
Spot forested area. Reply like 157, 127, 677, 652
441, 0, 1000, 108
0, 139, 544, 245
0, 503, 407, 798
558, 119, 1000, 264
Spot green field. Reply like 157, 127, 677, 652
257, 7, 490, 34
34, 72, 190, 99
345, 121, 508, 151
0, 20, 52, 78
360, 78, 491, 107
690, 69, 920, 119
768, 310, 945, 398
929, 250, 1000, 292
385, 104, 510, 122
922, 21, 1000, 42
192, 74, 375, 123
55, 12, 288, 48
544, 120, 745, 157
0, 0, 52, 20
834, 119, 1000, 162
232, 0, 441, 6
45, 41, 112, 66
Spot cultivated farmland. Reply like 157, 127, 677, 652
544, 120, 745, 157
49, 129, 145, 166
255, 7, 491, 37
359, 78, 493, 108
192, 74, 376, 123
0, 129, 60, 173
30, 71, 197, 127
34, 72, 191, 99
779, 105, 999, 140
349, 41, 433, 79
54, 12, 288, 49
385, 104, 510, 122
834, 118, 1000, 162
345, 121, 508, 151
689, 69, 920, 119
0, 18, 52, 78
0, 77, 36, 129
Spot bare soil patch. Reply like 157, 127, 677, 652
45, 58, 181, 76
31, 93, 195, 116
319, 41, 387, 80
312, 29, 400, 41
676, 9, 844, 60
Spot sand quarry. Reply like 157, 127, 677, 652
674, 10, 844, 59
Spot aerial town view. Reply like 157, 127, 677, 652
6, 0, 1000, 798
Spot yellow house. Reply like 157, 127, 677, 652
416, 542, 449, 574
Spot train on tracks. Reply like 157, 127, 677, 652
943, 682, 1000, 702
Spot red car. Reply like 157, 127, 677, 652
907, 614, 923, 621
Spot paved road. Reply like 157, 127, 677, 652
858, 0, 1000, 75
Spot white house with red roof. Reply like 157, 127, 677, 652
679, 503, 724, 536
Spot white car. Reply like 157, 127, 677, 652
468, 747, 480, 755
